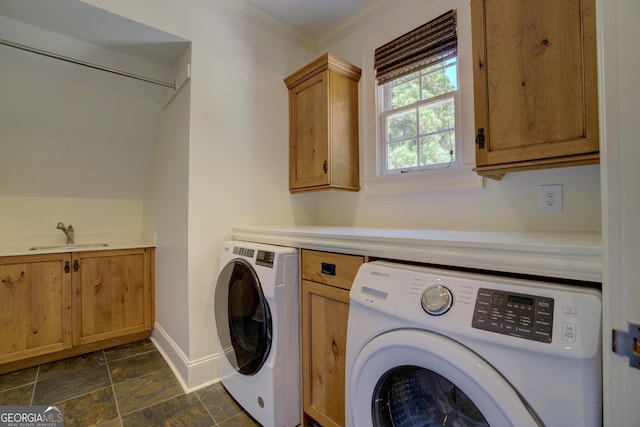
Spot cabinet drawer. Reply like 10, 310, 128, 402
301, 250, 364, 291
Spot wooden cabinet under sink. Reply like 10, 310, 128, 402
0, 253, 72, 365
0, 247, 154, 373
72, 248, 154, 346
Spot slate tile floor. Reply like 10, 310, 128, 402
0, 340, 261, 426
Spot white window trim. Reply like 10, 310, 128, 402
364, 165, 481, 194
379, 68, 461, 175
361, 0, 482, 195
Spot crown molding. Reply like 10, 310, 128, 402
214, 0, 318, 51
317, 0, 402, 51
215, 0, 402, 53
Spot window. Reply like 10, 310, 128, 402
375, 10, 459, 176
380, 59, 458, 173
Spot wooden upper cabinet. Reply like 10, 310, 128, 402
471, 0, 599, 179
285, 53, 361, 193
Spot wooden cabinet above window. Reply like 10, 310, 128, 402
471, 0, 599, 179
284, 53, 361, 193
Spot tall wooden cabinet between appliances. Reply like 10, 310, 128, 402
300, 250, 365, 427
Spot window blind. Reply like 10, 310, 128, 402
374, 10, 457, 85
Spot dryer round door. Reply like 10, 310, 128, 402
349, 330, 541, 427
215, 259, 272, 376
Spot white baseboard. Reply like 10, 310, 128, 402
150, 322, 221, 393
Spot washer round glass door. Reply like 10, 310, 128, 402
373, 365, 488, 426
215, 259, 272, 375
349, 330, 541, 427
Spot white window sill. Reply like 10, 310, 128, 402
363, 166, 483, 195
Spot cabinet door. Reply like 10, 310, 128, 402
301, 279, 350, 427
289, 71, 329, 191
472, 0, 599, 175
329, 70, 360, 191
72, 248, 152, 346
0, 254, 72, 364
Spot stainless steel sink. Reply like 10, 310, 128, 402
29, 243, 109, 250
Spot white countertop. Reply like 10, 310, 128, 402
231, 226, 602, 283
0, 231, 155, 257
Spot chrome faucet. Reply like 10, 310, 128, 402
56, 222, 74, 244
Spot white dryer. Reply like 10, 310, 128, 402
214, 241, 300, 427
346, 261, 602, 427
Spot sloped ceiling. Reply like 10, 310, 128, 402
0, 0, 397, 199
0, 0, 188, 66
0, 0, 189, 199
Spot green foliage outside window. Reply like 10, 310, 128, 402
384, 59, 458, 172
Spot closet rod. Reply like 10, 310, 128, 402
0, 38, 176, 89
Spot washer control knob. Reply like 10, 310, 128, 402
421, 285, 453, 316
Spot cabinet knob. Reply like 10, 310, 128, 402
323, 160, 328, 174
73, 260, 80, 272
64, 261, 70, 274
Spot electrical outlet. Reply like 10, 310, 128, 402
539, 185, 562, 212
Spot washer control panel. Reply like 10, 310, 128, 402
232, 246, 275, 268
255, 250, 275, 268
472, 288, 554, 343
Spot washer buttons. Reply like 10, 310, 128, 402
562, 323, 577, 342
563, 305, 578, 317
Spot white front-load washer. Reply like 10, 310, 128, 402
346, 261, 602, 427
214, 241, 300, 427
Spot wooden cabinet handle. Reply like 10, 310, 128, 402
476, 128, 485, 149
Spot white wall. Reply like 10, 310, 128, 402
316, 0, 602, 232
183, 3, 319, 370
128, 0, 599, 391
0, 195, 143, 243
1, 0, 603, 392
1, 0, 317, 391
0, 15, 171, 201
599, 0, 640, 423
0, 13, 174, 248
142, 47, 192, 383
82, 0, 318, 389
